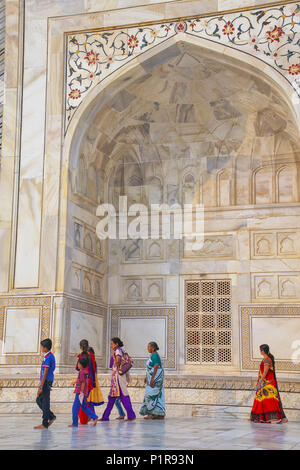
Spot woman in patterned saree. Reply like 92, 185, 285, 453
100, 337, 136, 422
250, 344, 287, 424
140, 342, 165, 420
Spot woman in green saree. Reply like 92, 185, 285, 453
140, 342, 165, 420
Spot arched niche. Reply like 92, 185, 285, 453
59, 36, 300, 292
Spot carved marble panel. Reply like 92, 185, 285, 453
71, 263, 103, 300
252, 232, 276, 258
71, 265, 81, 291
73, 217, 103, 261
277, 232, 299, 257
123, 277, 165, 303
124, 278, 143, 302
121, 239, 142, 262
253, 275, 277, 300
144, 278, 164, 302
251, 230, 300, 259
121, 239, 165, 263
145, 239, 165, 261
251, 273, 300, 301
184, 234, 235, 259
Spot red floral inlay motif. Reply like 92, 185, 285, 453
288, 64, 300, 75
265, 26, 285, 43
176, 22, 185, 31
85, 50, 99, 65
69, 89, 81, 100
222, 21, 235, 36
128, 35, 139, 49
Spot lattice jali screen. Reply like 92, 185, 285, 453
185, 280, 232, 365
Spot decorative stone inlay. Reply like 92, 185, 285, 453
110, 307, 176, 369
0, 374, 299, 393
240, 304, 300, 372
0, 296, 51, 365
66, 3, 300, 129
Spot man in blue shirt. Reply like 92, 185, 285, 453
34, 338, 56, 429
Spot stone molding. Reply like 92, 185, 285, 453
1, 374, 300, 392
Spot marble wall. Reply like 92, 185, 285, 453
67, 32, 300, 374
0, 0, 4, 158
0, 0, 300, 379
4, 307, 40, 354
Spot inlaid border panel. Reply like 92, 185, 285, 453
110, 306, 176, 369
240, 304, 300, 372
0, 296, 51, 365
65, 2, 300, 129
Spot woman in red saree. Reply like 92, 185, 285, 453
250, 344, 287, 423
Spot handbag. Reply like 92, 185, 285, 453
118, 350, 133, 375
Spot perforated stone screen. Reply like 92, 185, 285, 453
185, 279, 232, 365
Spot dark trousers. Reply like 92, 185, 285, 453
36, 380, 56, 428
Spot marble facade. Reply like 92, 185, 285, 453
0, 0, 300, 414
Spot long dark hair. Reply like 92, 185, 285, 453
260, 343, 285, 415
88, 346, 97, 369
260, 344, 276, 375
80, 339, 89, 352
79, 339, 90, 359
111, 337, 124, 348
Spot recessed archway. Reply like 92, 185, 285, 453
60, 37, 300, 373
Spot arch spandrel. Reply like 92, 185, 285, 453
65, 2, 300, 136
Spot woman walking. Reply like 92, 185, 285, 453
75, 339, 97, 425
100, 337, 136, 422
140, 341, 165, 420
87, 347, 104, 412
250, 344, 287, 423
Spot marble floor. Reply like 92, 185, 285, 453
0, 414, 300, 450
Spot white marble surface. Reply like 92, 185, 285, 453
252, 317, 300, 361
69, 310, 104, 356
0, 414, 299, 450
1, 0, 300, 380
4, 308, 40, 353
119, 318, 166, 357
